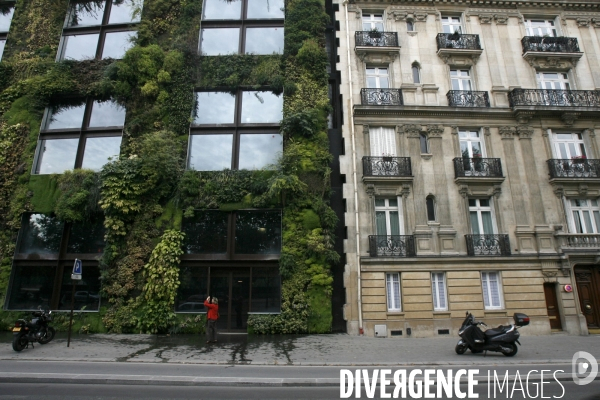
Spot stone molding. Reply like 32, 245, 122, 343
427, 125, 444, 137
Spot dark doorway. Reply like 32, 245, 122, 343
210, 268, 250, 332
543, 282, 562, 330
574, 266, 600, 330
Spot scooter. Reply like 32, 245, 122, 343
12, 307, 56, 352
455, 311, 529, 357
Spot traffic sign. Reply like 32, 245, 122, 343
71, 259, 82, 280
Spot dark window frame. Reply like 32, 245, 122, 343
426, 195, 436, 222
199, 0, 284, 56
412, 63, 421, 84
34, 98, 124, 174
189, 88, 282, 171
58, 0, 139, 61
419, 132, 429, 154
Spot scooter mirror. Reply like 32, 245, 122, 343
465, 311, 469, 316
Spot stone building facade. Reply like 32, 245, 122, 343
335, 0, 600, 337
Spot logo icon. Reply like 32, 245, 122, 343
572, 351, 598, 385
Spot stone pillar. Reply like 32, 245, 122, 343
405, 124, 427, 227
578, 19, 600, 88
499, 126, 529, 226
428, 125, 452, 226
517, 125, 546, 225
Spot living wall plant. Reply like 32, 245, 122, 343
0, 0, 338, 334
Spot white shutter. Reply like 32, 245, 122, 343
370, 127, 396, 156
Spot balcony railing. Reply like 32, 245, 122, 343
547, 158, 600, 178
360, 88, 403, 106
521, 36, 580, 54
453, 157, 503, 178
508, 89, 600, 107
447, 90, 490, 107
556, 233, 600, 249
465, 234, 511, 256
368, 235, 416, 257
363, 157, 412, 177
436, 33, 482, 50
355, 31, 399, 47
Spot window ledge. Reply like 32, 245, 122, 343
387, 311, 405, 317
407, 31, 418, 37
433, 311, 451, 318
421, 153, 433, 160
484, 310, 507, 317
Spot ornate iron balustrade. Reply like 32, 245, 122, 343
360, 88, 403, 106
453, 157, 503, 178
363, 157, 412, 177
547, 159, 600, 178
521, 36, 580, 54
355, 31, 399, 47
368, 235, 416, 257
447, 90, 490, 107
508, 89, 600, 107
436, 33, 482, 50
465, 234, 511, 256
556, 233, 600, 248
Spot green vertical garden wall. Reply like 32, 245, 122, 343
0, 0, 338, 334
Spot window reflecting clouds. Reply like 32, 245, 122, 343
241, 92, 283, 123
81, 136, 122, 170
108, 0, 141, 24
102, 31, 135, 59
194, 92, 236, 124
66, 2, 104, 27
36, 139, 79, 174
203, 0, 241, 20
247, 0, 284, 19
200, 28, 239, 55
45, 104, 86, 130
61, 34, 100, 60
238, 133, 282, 170
189, 134, 233, 171
89, 101, 126, 127
0, 40, 5, 60
245, 27, 284, 55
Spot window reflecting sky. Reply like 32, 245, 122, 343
200, 28, 239, 55
194, 92, 236, 124
62, 34, 99, 60
89, 101, 126, 127
238, 133, 282, 170
66, 2, 104, 27
245, 27, 284, 55
46, 104, 86, 130
203, 0, 241, 20
0, 40, 5, 60
241, 92, 282, 123
108, 0, 142, 24
0, 7, 14, 31
102, 31, 135, 59
189, 134, 233, 170
81, 136, 122, 170
247, 0, 284, 19
37, 139, 78, 174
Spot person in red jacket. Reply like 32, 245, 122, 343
204, 296, 219, 343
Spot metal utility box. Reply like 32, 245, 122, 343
374, 324, 387, 338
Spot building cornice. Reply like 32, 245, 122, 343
350, 0, 600, 10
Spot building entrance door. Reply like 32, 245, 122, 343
574, 266, 600, 331
543, 283, 562, 330
210, 268, 250, 332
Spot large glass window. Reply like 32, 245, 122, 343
369, 126, 396, 157
366, 67, 389, 89
375, 198, 403, 236
189, 90, 283, 171
568, 199, 600, 234
553, 132, 586, 159
182, 210, 282, 258
199, 0, 284, 56
469, 198, 496, 235
7, 265, 57, 310
441, 16, 462, 34
0, 3, 15, 61
431, 272, 447, 311
525, 19, 557, 37
58, 0, 140, 60
537, 72, 570, 90
386, 272, 401, 311
481, 271, 503, 309
34, 99, 125, 174
58, 264, 102, 311
450, 69, 472, 91
17, 214, 64, 255
362, 13, 384, 31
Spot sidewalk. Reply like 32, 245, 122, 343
1, 331, 598, 365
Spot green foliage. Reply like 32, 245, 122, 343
296, 39, 329, 84
301, 209, 320, 230
54, 170, 102, 222
284, 0, 329, 57
198, 55, 285, 93
137, 229, 185, 333
170, 313, 206, 334
307, 285, 332, 333
280, 109, 324, 139
28, 175, 61, 214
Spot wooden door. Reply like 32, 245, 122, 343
543, 283, 562, 330
575, 266, 600, 329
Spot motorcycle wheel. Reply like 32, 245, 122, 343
455, 343, 468, 355
501, 343, 518, 357
12, 334, 27, 352
38, 327, 56, 344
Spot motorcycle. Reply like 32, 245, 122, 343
12, 307, 56, 352
455, 311, 529, 357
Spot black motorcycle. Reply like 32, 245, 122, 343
12, 307, 56, 352
455, 311, 529, 357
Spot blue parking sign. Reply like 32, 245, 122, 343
72, 259, 82, 278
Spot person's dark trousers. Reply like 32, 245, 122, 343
207, 319, 217, 342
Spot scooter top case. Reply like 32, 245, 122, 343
514, 313, 530, 326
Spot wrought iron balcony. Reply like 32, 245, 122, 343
447, 90, 490, 107
508, 89, 600, 107
453, 157, 503, 178
465, 234, 511, 256
521, 36, 580, 54
368, 235, 416, 257
436, 33, 482, 50
360, 88, 403, 106
362, 157, 412, 177
547, 158, 600, 178
355, 31, 399, 47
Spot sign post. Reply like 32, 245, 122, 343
67, 259, 82, 348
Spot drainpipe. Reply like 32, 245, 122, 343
342, 0, 363, 335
